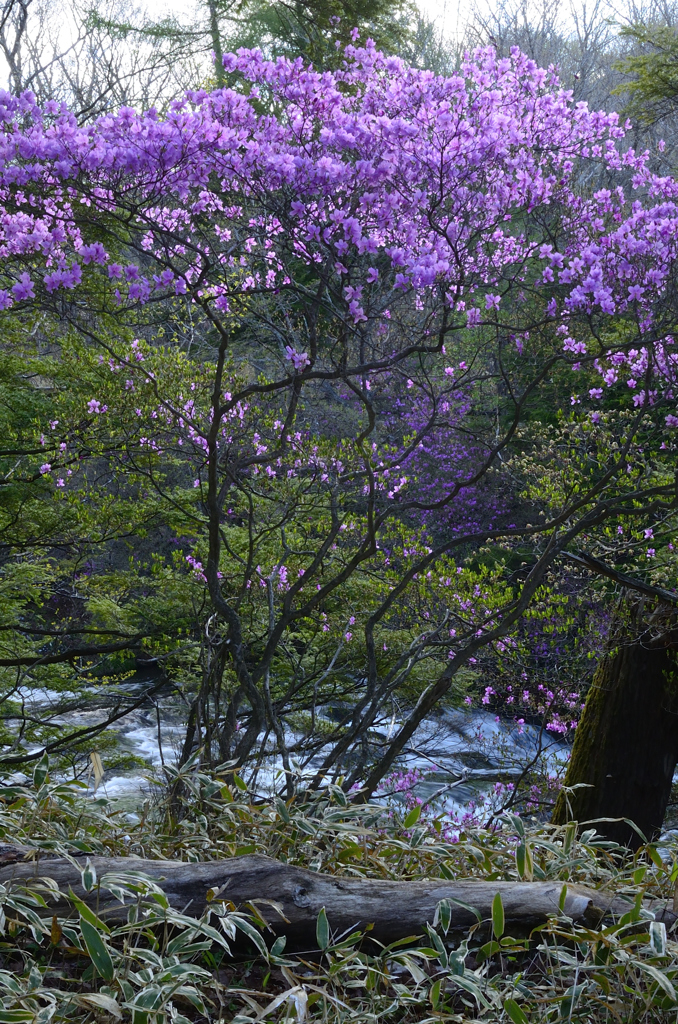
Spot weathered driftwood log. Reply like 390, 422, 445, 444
0, 850, 673, 946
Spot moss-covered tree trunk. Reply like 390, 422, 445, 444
552, 610, 678, 847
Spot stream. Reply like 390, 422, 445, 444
11, 687, 678, 849
46, 696, 572, 823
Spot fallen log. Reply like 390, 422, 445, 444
0, 849, 673, 946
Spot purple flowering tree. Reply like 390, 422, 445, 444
1, 40, 678, 811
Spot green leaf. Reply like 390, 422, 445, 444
295, 818, 316, 836
275, 797, 290, 823
476, 939, 501, 962
562, 821, 577, 854
451, 973, 491, 1010
650, 920, 667, 957
165, 933, 212, 956
504, 997, 529, 1024
404, 804, 421, 827
0, 1013, 36, 1023
0, 972, 23, 995
68, 889, 110, 933
331, 786, 347, 807
81, 858, 96, 893
426, 924, 449, 965
502, 812, 525, 838
619, 890, 644, 926
430, 979, 441, 1009
233, 916, 269, 958
492, 891, 505, 940
316, 906, 330, 950
129, 985, 163, 1011
440, 895, 481, 923
434, 898, 452, 935
32, 752, 49, 790
637, 961, 677, 1003
648, 845, 666, 871
515, 843, 533, 880
76, 993, 122, 1019
80, 917, 115, 982
174, 986, 207, 1015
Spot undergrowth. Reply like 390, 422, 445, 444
0, 755, 677, 1022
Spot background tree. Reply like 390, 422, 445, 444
0, 322, 206, 774
464, 0, 623, 107
2, 42, 678, 809
614, 12, 678, 125
90, 0, 418, 90
0, 0, 198, 119
552, 596, 678, 846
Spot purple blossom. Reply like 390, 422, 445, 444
284, 346, 310, 371
11, 273, 34, 301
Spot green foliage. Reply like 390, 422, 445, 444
0, 329, 205, 772
90, 0, 418, 93
0, 324, 498, 774
615, 22, 678, 126
220, 0, 418, 63
1, 765, 678, 1022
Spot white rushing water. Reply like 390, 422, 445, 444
77, 701, 571, 821
8, 685, 571, 819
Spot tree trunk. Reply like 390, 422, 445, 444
0, 849, 673, 946
552, 607, 678, 847
208, 0, 225, 87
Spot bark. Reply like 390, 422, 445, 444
207, 0, 224, 87
552, 608, 678, 847
0, 849, 673, 946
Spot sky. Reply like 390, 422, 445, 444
417, 0, 465, 38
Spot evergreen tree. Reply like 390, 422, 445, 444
91, 0, 417, 88
615, 21, 678, 126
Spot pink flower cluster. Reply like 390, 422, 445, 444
2, 40, 678, 462
0, 45, 653, 344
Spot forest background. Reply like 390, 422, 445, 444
4, 1, 678, 1023
5, 0, 678, 842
